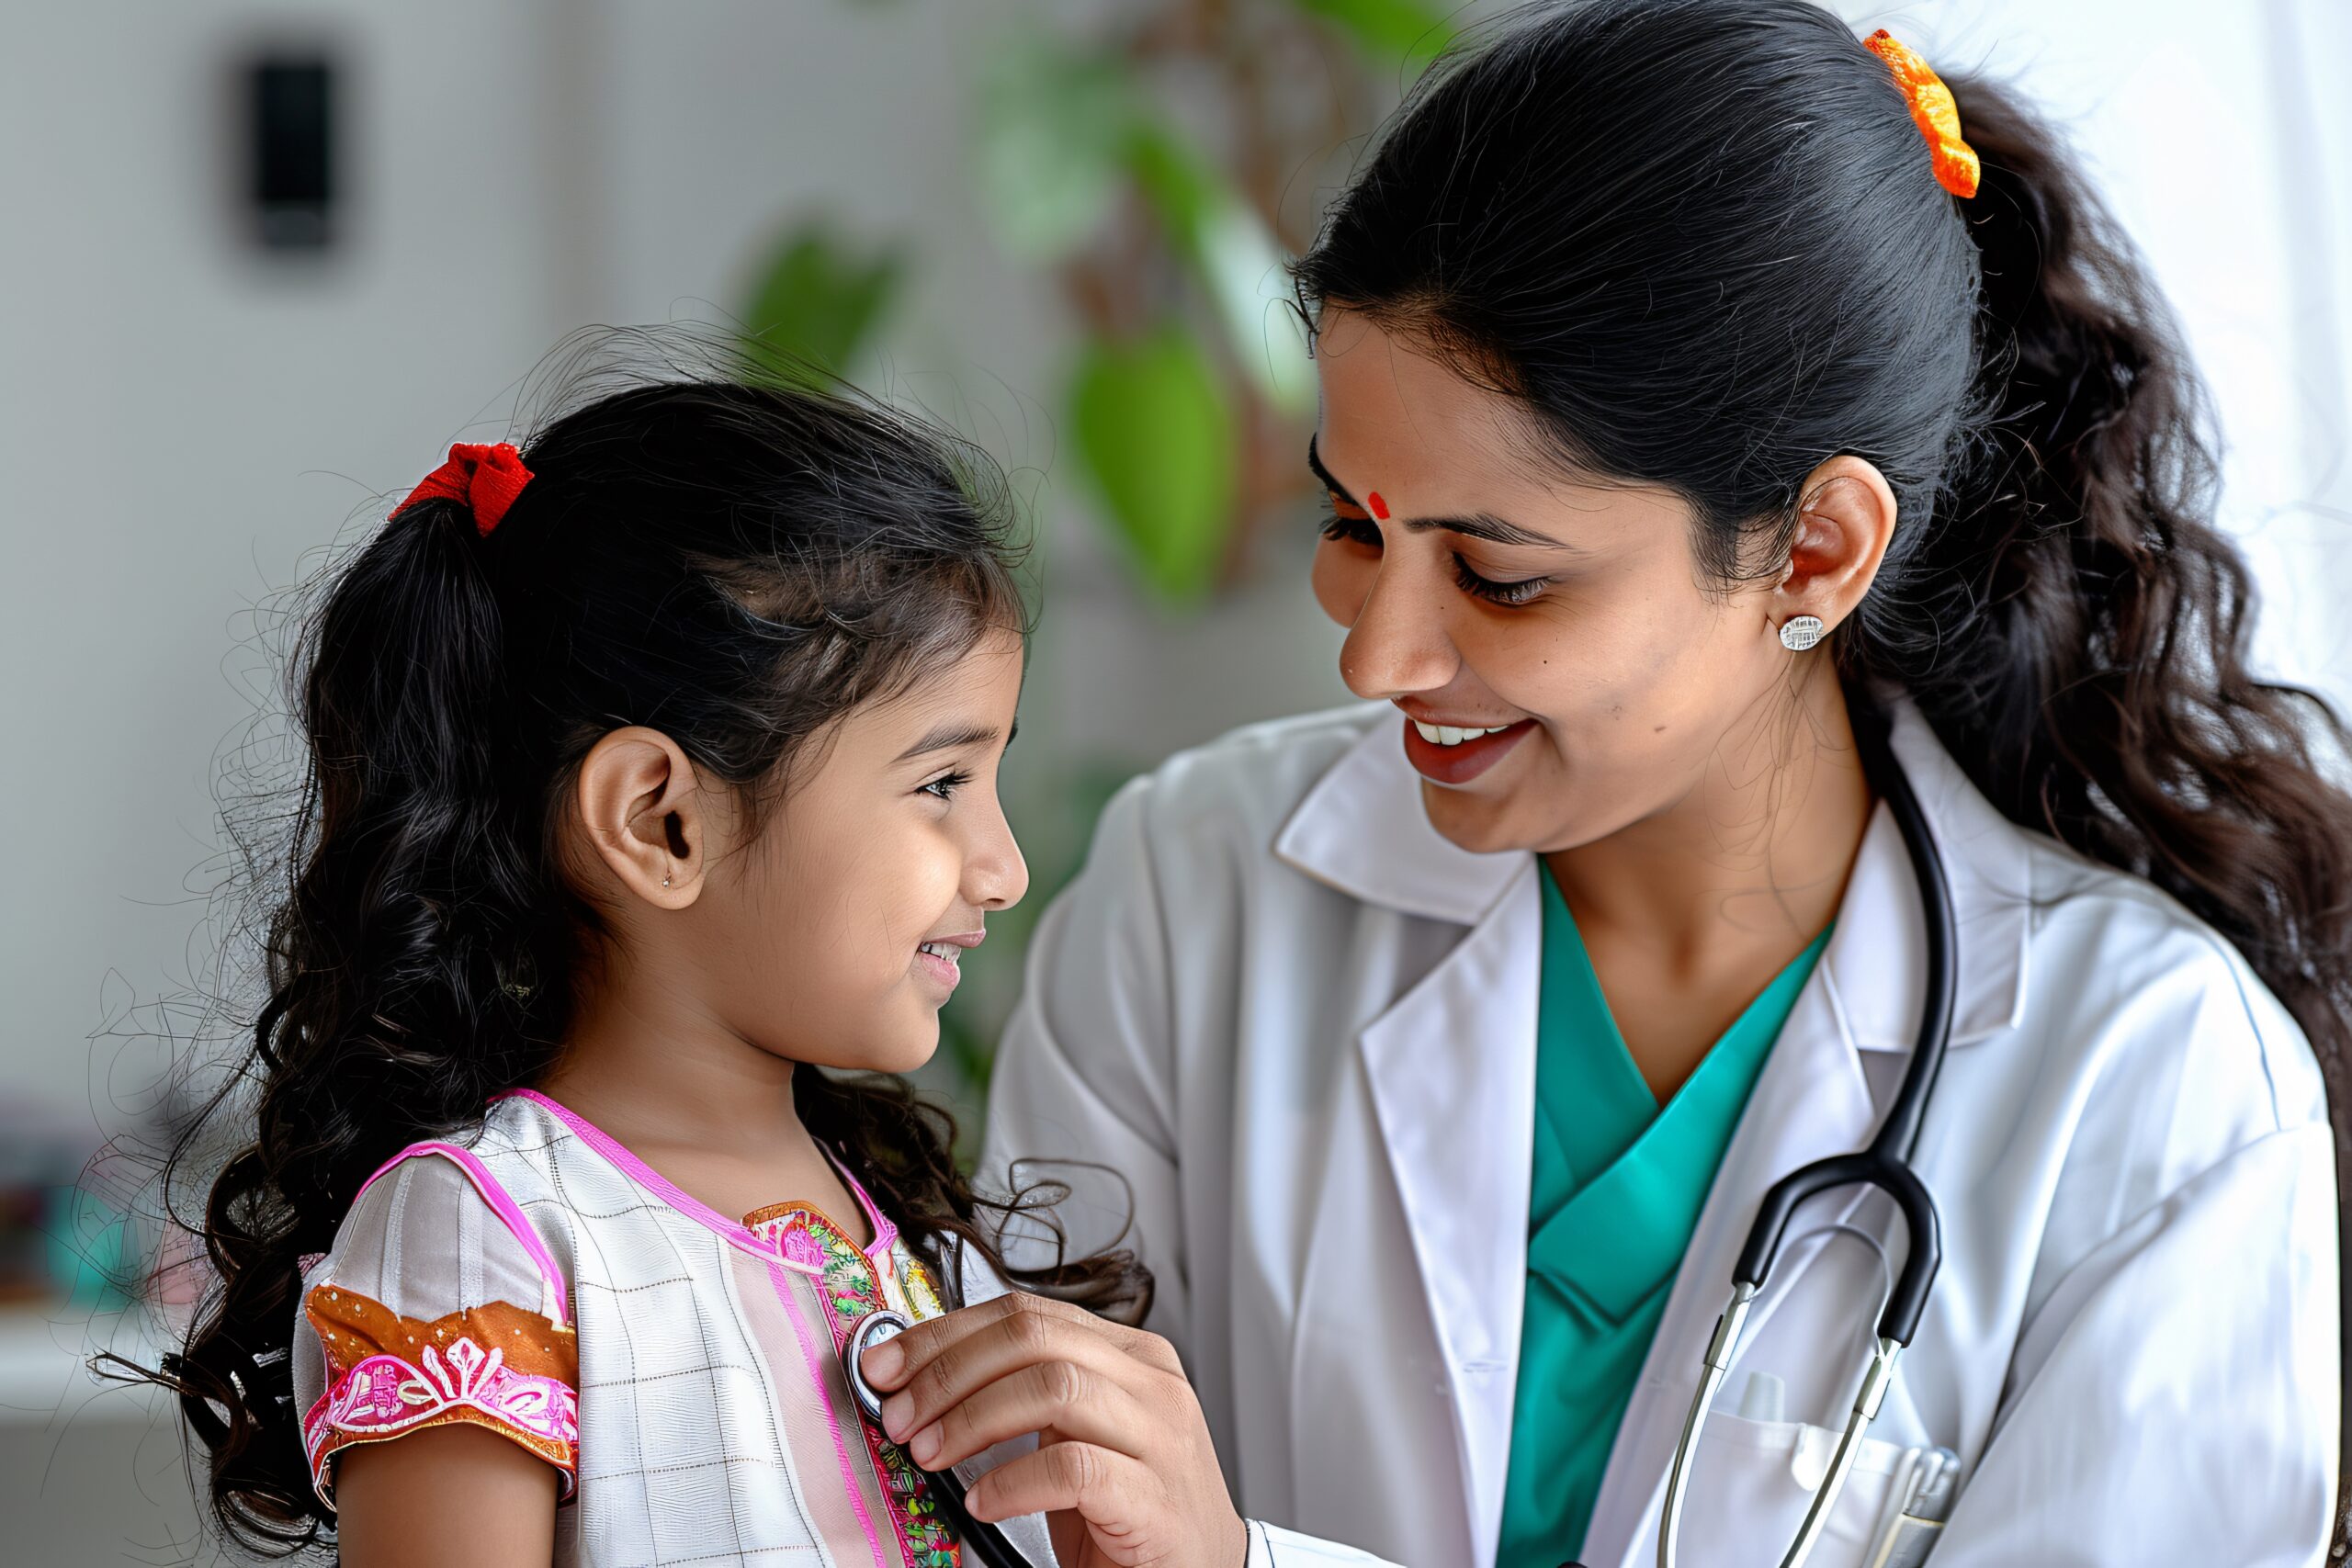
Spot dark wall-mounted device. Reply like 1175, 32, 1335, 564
243, 54, 336, 251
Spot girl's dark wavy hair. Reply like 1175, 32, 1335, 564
153, 354, 1150, 1554
1295, 0, 2352, 1545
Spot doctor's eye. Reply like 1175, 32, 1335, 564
1319, 493, 1382, 549
1453, 554, 1550, 607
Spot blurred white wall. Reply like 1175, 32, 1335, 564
2, 2, 582, 1124
0, 1, 2344, 1558
1851, 0, 2352, 709
9, 0, 2342, 1127
0, 0, 1364, 1131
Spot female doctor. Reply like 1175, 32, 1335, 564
854, 4, 2349, 1564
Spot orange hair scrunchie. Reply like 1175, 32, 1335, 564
1864, 28, 1980, 199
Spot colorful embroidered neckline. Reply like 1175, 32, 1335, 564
744, 1199, 868, 1267
768, 1203, 959, 1563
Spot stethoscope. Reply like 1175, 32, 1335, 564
834, 713, 1954, 1568
843, 1308, 1038, 1568
1657, 707, 1957, 1568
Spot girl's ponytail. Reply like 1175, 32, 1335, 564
175, 488, 568, 1551
1876, 73, 2352, 924
1876, 73, 2352, 1546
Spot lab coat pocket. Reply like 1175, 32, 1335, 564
1678, 1409, 1911, 1568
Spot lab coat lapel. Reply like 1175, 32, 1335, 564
1352, 867, 1542, 1568
1272, 705, 1522, 923
1277, 712, 1537, 1565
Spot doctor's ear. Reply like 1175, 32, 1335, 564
1770, 455, 1898, 644
572, 726, 714, 909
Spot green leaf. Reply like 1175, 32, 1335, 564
1289, 0, 1457, 73
973, 33, 1136, 262
1125, 127, 1314, 414
738, 222, 904, 389
1069, 326, 1238, 604
1124, 123, 1225, 256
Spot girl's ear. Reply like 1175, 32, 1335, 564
1771, 454, 1898, 642
573, 727, 710, 908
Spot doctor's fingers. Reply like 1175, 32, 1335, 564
898, 1355, 1155, 1474
961, 1438, 1160, 1536
866, 1292, 1179, 1412
873, 1295, 1177, 1446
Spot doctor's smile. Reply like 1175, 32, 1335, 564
1396, 709, 1538, 785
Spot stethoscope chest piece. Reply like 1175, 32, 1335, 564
840, 1307, 1035, 1568
844, 1308, 912, 1427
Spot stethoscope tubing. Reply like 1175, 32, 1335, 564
1659, 707, 1961, 1568
1737, 705, 1956, 1341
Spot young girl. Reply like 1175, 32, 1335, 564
161, 374, 1147, 1565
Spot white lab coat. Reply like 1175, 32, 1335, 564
981, 700, 2340, 1568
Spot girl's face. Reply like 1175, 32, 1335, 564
697, 626, 1031, 1075
1307, 310, 1797, 857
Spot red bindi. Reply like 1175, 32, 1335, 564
1366, 491, 1390, 521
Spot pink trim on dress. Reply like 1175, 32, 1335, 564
355, 1141, 571, 1325
492, 1088, 900, 1274
769, 1260, 889, 1568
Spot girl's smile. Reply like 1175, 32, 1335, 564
913, 930, 984, 991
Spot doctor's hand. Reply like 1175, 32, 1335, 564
861, 1291, 1248, 1568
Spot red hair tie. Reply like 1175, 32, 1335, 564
393, 442, 535, 536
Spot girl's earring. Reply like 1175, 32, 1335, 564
662, 872, 673, 888
1780, 615, 1826, 651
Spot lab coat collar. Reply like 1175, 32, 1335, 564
1827, 702, 2032, 1049
1272, 706, 1526, 926
1272, 699, 2031, 1051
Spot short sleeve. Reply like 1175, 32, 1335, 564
291, 1148, 579, 1508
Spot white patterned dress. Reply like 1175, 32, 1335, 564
291, 1089, 1053, 1567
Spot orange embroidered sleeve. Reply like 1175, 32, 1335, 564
301, 1284, 581, 1505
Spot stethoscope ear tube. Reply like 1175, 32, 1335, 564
1866, 1161, 1942, 1347
1854, 703, 1961, 1170
1730, 707, 1958, 1343
1731, 1154, 1942, 1347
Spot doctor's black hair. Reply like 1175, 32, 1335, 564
1294, 0, 2352, 1546
150, 355, 1150, 1555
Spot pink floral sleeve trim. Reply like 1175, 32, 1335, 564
302, 1287, 579, 1507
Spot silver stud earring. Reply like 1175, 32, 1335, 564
662, 874, 672, 888
1779, 615, 1826, 651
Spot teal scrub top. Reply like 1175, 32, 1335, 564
1496, 864, 1830, 1564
